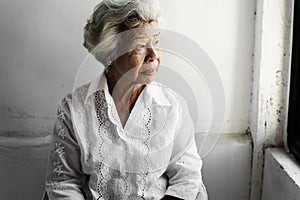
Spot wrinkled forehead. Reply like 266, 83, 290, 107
121, 27, 160, 41
133, 21, 160, 35
115, 27, 160, 54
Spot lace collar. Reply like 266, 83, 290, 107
84, 73, 171, 107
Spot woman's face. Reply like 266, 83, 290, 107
111, 23, 161, 85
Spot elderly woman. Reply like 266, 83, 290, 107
44, 0, 207, 199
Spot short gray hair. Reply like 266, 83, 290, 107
83, 0, 161, 66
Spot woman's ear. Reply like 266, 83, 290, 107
105, 53, 114, 67
106, 59, 112, 67
106, 51, 116, 67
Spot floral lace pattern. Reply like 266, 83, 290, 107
94, 90, 152, 199
51, 102, 68, 178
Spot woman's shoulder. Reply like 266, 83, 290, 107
60, 82, 91, 107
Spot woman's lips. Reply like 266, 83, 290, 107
141, 68, 157, 76
141, 60, 159, 76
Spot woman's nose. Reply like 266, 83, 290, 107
145, 46, 158, 63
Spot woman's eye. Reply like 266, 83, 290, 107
136, 44, 146, 50
154, 40, 160, 46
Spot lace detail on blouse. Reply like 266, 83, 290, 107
51, 102, 69, 178
45, 74, 207, 200
94, 90, 153, 199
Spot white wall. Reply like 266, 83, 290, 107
0, 0, 255, 200
0, 0, 100, 135
0, 0, 255, 136
199, 134, 252, 200
160, 0, 255, 133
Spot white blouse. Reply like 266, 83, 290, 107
45, 74, 207, 200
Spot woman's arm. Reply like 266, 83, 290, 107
45, 97, 86, 200
164, 96, 207, 200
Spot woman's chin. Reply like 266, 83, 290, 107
138, 76, 156, 85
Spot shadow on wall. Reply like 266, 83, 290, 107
0, 137, 50, 200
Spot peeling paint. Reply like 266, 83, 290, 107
275, 69, 286, 87
269, 98, 274, 106
250, 0, 294, 199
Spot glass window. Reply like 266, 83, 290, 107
287, 0, 300, 162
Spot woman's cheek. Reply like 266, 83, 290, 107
128, 53, 144, 67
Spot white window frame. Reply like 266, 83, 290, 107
249, 0, 294, 199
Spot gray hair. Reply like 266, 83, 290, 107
83, 0, 161, 66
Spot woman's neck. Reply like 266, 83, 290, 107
106, 69, 144, 102
105, 69, 145, 127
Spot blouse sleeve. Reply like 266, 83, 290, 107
45, 97, 86, 200
164, 96, 207, 200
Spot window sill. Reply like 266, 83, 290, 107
262, 148, 300, 200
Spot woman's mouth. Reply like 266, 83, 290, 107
141, 60, 159, 76
142, 68, 157, 76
